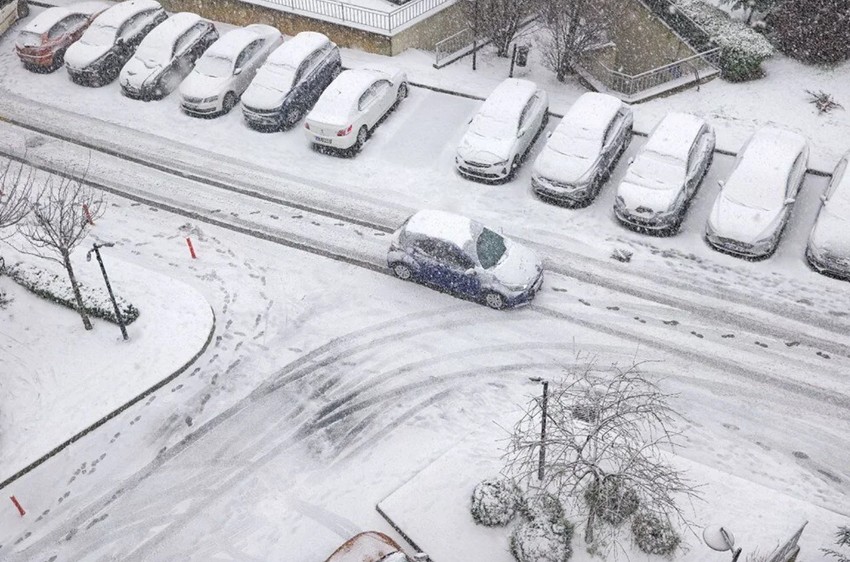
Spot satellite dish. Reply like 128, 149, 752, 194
704, 526, 735, 552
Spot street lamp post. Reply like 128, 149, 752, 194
529, 377, 549, 480
704, 525, 742, 561
86, 242, 128, 341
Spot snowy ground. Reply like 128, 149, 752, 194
0, 7, 849, 562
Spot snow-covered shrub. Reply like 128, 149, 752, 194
471, 478, 522, 527
583, 477, 640, 526
676, 0, 775, 81
770, 0, 850, 64
631, 511, 681, 556
510, 495, 574, 562
5, 262, 139, 325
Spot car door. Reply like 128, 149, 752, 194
683, 134, 702, 199
234, 40, 261, 91
439, 245, 480, 296
601, 112, 626, 169
54, 13, 87, 48
371, 78, 394, 122
516, 96, 536, 155
173, 24, 204, 68
782, 151, 807, 223
409, 238, 448, 287
357, 82, 380, 127
818, 157, 847, 219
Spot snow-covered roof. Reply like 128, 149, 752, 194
725, 126, 808, 200
403, 209, 475, 249
266, 31, 331, 68
22, 7, 75, 33
93, 0, 161, 29
139, 12, 202, 47
643, 112, 707, 162
207, 24, 276, 58
558, 92, 624, 139
478, 78, 538, 124
308, 69, 389, 124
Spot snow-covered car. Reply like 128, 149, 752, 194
388, 209, 544, 310
323, 532, 416, 562
532, 92, 632, 206
242, 31, 341, 131
614, 112, 715, 233
64, 0, 167, 86
303, 67, 408, 153
179, 24, 283, 117
806, 151, 850, 279
455, 78, 549, 183
1, 0, 28, 38
706, 126, 809, 259
15, 1, 110, 72
119, 12, 218, 100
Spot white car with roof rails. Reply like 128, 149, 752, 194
242, 31, 342, 131
0, 0, 28, 38
614, 112, 715, 234
179, 24, 283, 117
303, 67, 408, 153
119, 12, 218, 100
532, 92, 632, 206
64, 0, 167, 86
455, 78, 549, 183
706, 126, 809, 259
806, 150, 850, 280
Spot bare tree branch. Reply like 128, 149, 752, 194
0, 159, 34, 239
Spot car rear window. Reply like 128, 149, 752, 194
17, 31, 42, 48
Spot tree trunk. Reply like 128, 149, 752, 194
63, 250, 92, 330
556, 55, 569, 82
585, 507, 596, 544
746, 6, 754, 24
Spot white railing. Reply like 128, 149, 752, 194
267, 0, 455, 34
435, 28, 473, 64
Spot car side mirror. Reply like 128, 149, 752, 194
717, 180, 725, 188
784, 197, 796, 205
234, 67, 242, 75
546, 131, 552, 139
820, 194, 828, 203
628, 157, 634, 165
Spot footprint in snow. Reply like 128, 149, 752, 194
690, 331, 704, 339
755, 341, 768, 348
793, 451, 809, 460
816, 351, 831, 359
721, 334, 735, 339
606, 306, 619, 311
578, 299, 591, 306
662, 320, 679, 326
633, 316, 646, 324
785, 341, 800, 347
551, 287, 568, 292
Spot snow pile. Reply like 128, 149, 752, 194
470, 478, 522, 526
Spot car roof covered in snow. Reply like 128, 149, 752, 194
478, 78, 539, 124
22, 2, 110, 33
93, 0, 162, 29
266, 31, 332, 68
308, 68, 393, 124
402, 209, 477, 248
140, 12, 203, 45
206, 24, 277, 58
558, 92, 624, 139
643, 112, 707, 162
726, 126, 809, 196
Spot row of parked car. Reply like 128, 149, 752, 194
14, 0, 410, 154
458, 80, 848, 279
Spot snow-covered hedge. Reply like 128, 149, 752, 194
631, 511, 681, 556
511, 493, 574, 562
471, 479, 522, 527
583, 477, 640, 527
4, 261, 139, 325
676, 0, 775, 81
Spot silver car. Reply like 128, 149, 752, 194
806, 151, 850, 279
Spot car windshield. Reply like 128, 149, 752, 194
726, 184, 778, 211
470, 113, 511, 139
81, 23, 116, 46
135, 43, 172, 68
195, 55, 233, 77
628, 152, 685, 190
17, 31, 42, 48
259, 62, 297, 90
476, 228, 507, 269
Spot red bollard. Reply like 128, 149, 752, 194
82, 204, 94, 226
10, 496, 25, 517
186, 237, 197, 259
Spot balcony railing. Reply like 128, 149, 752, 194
266, 0, 455, 34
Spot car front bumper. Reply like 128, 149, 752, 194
614, 206, 676, 232
504, 271, 544, 308
806, 246, 850, 280
532, 175, 591, 205
243, 107, 283, 129
181, 98, 221, 116
455, 158, 510, 182
705, 231, 773, 259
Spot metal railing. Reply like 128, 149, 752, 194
435, 28, 473, 64
581, 47, 720, 97
640, 0, 715, 51
267, 0, 455, 34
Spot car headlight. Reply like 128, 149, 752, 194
202, 95, 219, 103
493, 159, 508, 168
504, 281, 530, 292
614, 196, 626, 209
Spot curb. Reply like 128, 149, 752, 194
0, 305, 217, 491
375, 503, 429, 560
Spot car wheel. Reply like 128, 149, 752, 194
52, 49, 66, 70
397, 82, 408, 102
485, 292, 506, 310
391, 263, 412, 280
284, 106, 302, 128
17, 0, 29, 18
222, 92, 237, 114
354, 125, 368, 152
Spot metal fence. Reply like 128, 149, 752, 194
269, 0, 455, 34
434, 28, 473, 64
582, 48, 720, 97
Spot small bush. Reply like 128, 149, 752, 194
471, 479, 521, 527
631, 511, 681, 556
510, 496, 574, 562
771, 0, 850, 64
4, 261, 139, 325
584, 477, 640, 526
676, 0, 775, 81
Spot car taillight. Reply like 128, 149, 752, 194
304, 122, 310, 130
337, 125, 352, 137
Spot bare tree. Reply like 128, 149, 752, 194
503, 361, 700, 551
537, 0, 623, 82
462, 0, 537, 57
0, 159, 34, 238
18, 169, 104, 330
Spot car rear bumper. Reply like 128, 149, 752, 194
306, 131, 356, 150
17, 50, 55, 66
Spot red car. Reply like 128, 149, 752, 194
323, 532, 425, 562
15, 1, 110, 72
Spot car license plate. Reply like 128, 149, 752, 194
315, 137, 332, 145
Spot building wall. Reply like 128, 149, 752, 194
610, 0, 696, 74
390, 1, 466, 55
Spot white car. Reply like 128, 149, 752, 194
532, 92, 632, 205
456, 78, 549, 183
303, 67, 408, 153
1, 0, 28, 38
706, 126, 810, 259
614, 112, 715, 233
806, 151, 850, 280
179, 24, 283, 117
